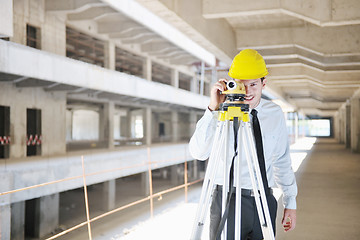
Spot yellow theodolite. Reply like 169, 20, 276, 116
218, 80, 250, 122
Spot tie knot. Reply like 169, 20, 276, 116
251, 109, 258, 116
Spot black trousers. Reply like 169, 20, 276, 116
210, 186, 277, 240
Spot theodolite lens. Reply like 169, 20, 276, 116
227, 80, 237, 90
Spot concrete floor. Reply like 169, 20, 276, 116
276, 138, 360, 240
50, 137, 360, 239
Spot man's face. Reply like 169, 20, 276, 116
235, 78, 266, 109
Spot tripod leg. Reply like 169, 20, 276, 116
190, 121, 228, 240
242, 122, 275, 240
221, 120, 230, 240
234, 124, 243, 240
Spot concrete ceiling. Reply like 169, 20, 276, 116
133, 0, 360, 117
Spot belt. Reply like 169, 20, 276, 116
216, 185, 273, 197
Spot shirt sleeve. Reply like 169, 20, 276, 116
273, 114, 298, 209
188, 108, 218, 160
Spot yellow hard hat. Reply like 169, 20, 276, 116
228, 49, 268, 80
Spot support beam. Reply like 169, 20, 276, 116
171, 69, 179, 88
141, 171, 150, 196
143, 58, 152, 81
45, 0, 105, 12
171, 111, 178, 142
102, 0, 216, 66
104, 41, 115, 70
350, 97, 360, 152
203, 0, 360, 26
236, 25, 360, 54
102, 180, 116, 211
11, 202, 25, 240
145, 108, 152, 145
0, 205, 11, 240
67, 6, 116, 21
345, 103, 351, 148
98, 21, 144, 34
99, 101, 115, 149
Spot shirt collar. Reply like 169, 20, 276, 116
249, 98, 264, 113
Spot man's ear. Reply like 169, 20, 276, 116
262, 77, 267, 88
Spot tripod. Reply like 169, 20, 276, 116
190, 86, 275, 240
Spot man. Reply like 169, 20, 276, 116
189, 49, 297, 240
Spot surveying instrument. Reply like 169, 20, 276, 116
190, 80, 275, 240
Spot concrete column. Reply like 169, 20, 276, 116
11, 201, 25, 240
99, 102, 115, 149
102, 180, 116, 211
294, 112, 299, 142
192, 160, 199, 180
120, 110, 131, 138
141, 171, 150, 196
350, 97, 360, 152
171, 69, 179, 88
27, 194, 59, 238
143, 58, 152, 81
345, 103, 351, 148
189, 111, 197, 137
104, 41, 115, 70
200, 61, 205, 95
339, 107, 345, 144
171, 165, 178, 185
0, 205, 11, 240
145, 108, 152, 145
190, 76, 197, 93
171, 111, 179, 142
333, 112, 340, 142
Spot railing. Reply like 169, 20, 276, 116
0, 147, 203, 239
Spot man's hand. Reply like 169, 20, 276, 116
282, 208, 296, 232
208, 79, 227, 111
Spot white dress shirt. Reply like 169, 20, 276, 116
189, 98, 297, 209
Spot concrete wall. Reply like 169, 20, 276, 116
0, 83, 66, 158
12, 0, 66, 55
0, 0, 13, 37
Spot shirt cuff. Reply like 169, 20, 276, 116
283, 195, 297, 209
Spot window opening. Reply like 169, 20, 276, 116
0, 105, 10, 158
27, 108, 42, 156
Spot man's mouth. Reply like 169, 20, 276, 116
245, 96, 254, 101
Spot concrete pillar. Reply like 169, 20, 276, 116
102, 180, 116, 211
189, 112, 197, 137
120, 110, 131, 139
190, 76, 197, 93
141, 171, 150, 196
104, 41, 115, 70
145, 108, 152, 145
171, 111, 179, 142
339, 107, 346, 144
0, 205, 11, 240
171, 165, 178, 185
333, 112, 340, 142
143, 58, 152, 81
11, 201, 25, 240
171, 69, 179, 88
294, 112, 299, 142
200, 61, 205, 95
99, 102, 115, 149
350, 97, 360, 152
26, 194, 59, 238
345, 103, 351, 148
